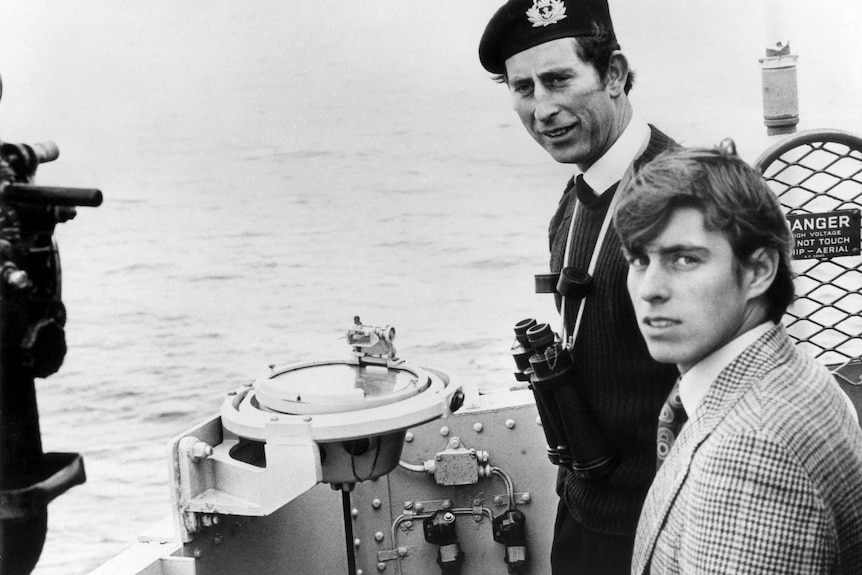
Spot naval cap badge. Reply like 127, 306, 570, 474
526, 0, 568, 28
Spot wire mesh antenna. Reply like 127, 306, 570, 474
756, 129, 862, 385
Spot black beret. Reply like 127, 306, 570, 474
479, 0, 616, 74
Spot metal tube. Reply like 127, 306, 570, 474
342, 489, 357, 575
760, 1, 799, 135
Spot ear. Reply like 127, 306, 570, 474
606, 51, 629, 98
743, 247, 779, 301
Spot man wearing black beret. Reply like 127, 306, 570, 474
479, 1, 679, 572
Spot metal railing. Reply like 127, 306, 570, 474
756, 129, 862, 385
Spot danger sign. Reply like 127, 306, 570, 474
787, 209, 861, 259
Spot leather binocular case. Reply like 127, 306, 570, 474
509, 318, 618, 481
534, 267, 593, 298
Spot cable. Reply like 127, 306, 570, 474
490, 466, 515, 510
398, 460, 426, 473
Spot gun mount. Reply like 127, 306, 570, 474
0, 74, 102, 575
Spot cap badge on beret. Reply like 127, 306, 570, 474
526, 0, 568, 27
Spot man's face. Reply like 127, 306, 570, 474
505, 38, 620, 168
624, 206, 757, 373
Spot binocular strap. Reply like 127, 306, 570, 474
560, 188, 623, 349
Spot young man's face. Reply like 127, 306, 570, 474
505, 38, 621, 169
624, 206, 761, 373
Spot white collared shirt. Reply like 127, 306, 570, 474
678, 322, 774, 417
580, 112, 650, 196
678, 321, 859, 424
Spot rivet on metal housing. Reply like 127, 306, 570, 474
405, 432, 414, 442
439, 426, 450, 437
505, 419, 516, 429
473, 422, 483, 433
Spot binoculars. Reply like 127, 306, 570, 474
510, 267, 618, 480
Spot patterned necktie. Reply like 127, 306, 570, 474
656, 379, 687, 470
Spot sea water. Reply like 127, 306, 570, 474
0, 1, 860, 573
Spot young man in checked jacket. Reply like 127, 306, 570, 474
615, 146, 862, 574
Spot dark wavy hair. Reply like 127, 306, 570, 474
613, 146, 795, 322
494, 24, 635, 94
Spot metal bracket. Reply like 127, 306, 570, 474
492, 492, 533, 507
377, 546, 409, 562
405, 499, 452, 515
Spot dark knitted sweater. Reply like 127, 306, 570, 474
548, 126, 680, 535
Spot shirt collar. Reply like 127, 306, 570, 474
580, 113, 650, 196
678, 321, 775, 417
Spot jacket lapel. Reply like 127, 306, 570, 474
632, 325, 789, 573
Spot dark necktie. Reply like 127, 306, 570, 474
575, 174, 600, 206
656, 379, 687, 470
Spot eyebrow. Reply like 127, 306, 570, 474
627, 242, 709, 255
507, 65, 576, 85
649, 244, 711, 258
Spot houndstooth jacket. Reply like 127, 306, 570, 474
632, 324, 862, 574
